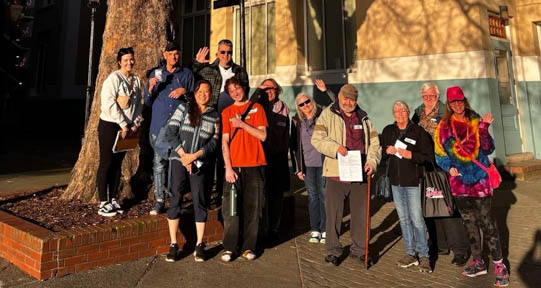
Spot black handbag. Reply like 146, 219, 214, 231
375, 158, 393, 202
421, 162, 455, 217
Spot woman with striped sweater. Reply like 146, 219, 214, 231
164, 80, 220, 262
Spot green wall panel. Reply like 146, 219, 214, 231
517, 81, 541, 159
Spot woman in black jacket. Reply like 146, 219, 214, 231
380, 100, 434, 273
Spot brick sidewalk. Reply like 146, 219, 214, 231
295, 178, 541, 287
0, 178, 540, 287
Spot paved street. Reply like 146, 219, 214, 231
1, 172, 540, 287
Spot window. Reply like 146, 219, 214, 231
305, 0, 356, 71
234, 1, 276, 75
180, 0, 211, 67
537, 23, 541, 56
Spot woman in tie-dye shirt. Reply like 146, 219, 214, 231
434, 86, 509, 287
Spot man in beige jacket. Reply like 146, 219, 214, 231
311, 84, 381, 267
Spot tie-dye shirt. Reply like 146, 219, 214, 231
434, 113, 495, 197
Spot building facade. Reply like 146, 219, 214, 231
187, 0, 541, 163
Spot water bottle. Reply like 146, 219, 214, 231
230, 183, 237, 217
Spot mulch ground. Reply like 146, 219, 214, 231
0, 187, 217, 232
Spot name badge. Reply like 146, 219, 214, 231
353, 125, 363, 130
249, 108, 258, 114
430, 118, 438, 122
277, 121, 287, 127
404, 138, 416, 145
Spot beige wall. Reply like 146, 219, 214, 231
514, 1, 541, 56
356, 0, 514, 60
209, 6, 235, 57
209, 0, 522, 69
275, 0, 303, 66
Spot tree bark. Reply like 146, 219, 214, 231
64, 0, 174, 202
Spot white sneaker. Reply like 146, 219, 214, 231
98, 202, 117, 217
111, 198, 123, 214
320, 232, 326, 244
309, 231, 321, 243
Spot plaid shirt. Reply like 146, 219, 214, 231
192, 59, 249, 107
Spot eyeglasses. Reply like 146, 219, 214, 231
393, 110, 408, 114
422, 94, 437, 100
297, 99, 311, 107
220, 50, 233, 55
449, 100, 465, 105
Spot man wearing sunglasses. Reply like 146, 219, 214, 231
193, 39, 249, 112
193, 39, 249, 202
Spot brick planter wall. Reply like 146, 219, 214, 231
0, 208, 223, 280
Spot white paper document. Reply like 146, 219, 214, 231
394, 139, 408, 159
338, 150, 363, 182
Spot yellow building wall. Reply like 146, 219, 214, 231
514, 0, 541, 56
209, 6, 235, 57
208, 0, 522, 70
356, 0, 514, 60
275, 0, 303, 67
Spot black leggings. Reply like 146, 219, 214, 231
167, 159, 211, 222
454, 196, 503, 261
96, 119, 126, 202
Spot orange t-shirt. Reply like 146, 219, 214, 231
222, 102, 268, 167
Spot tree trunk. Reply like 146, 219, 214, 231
64, 0, 174, 202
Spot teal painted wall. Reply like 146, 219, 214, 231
273, 78, 509, 163
517, 81, 541, 159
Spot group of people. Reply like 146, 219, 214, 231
95, 39, 509, 287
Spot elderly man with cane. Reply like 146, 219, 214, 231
312, 84, 381, 267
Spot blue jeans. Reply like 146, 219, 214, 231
150, 133, 168, 201
304, 167, 326, 232
392, 185, 429, 258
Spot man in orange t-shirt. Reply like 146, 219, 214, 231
220, 77, 268, 262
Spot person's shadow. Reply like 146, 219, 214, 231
490, 171, 517, 267
518, 229, 541, 287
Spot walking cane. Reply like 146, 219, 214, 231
364, 174, 371, 269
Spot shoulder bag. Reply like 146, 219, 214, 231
421, 161, 455, 217
375, 158, 393, 202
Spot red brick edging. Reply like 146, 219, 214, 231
0, 208, 223, 280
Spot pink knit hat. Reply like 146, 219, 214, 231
446, 86, 465, 102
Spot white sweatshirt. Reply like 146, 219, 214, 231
99, 70, 143, 128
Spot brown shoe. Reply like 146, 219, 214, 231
419, 257, 433, 273
396, 254, 418, 268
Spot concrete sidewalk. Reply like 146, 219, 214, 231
0, 166, 540, 287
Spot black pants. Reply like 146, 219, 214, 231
434, 216, 470, 257
215, 144, 225, 206
455, 196, 503, 261
167, 160, 210, 222
97, 119, 126, 202
325, 179, 368, 258
261, 154, 289, 236
222, 166, 264, 253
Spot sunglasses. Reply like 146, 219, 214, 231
297, 99, 311, 107
220, 51, 233, 55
